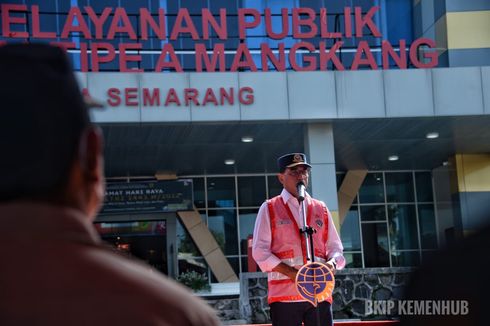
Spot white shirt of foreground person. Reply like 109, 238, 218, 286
252, 189, 345, 273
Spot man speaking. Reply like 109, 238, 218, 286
252, 153, 345, 326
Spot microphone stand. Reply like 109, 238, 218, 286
297, 183, 322, 326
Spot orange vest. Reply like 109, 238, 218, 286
267, 195, 332, 304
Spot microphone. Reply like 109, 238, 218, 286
296, 182, 306, 202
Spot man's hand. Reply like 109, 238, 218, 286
272, 262, 299, 281
326, 259, 337, 274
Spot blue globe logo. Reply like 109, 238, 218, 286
295, 262, 335, 306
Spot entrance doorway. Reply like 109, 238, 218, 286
94, 220, 169, 275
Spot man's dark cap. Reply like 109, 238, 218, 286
277, 153, 312, 172
0, 43, 95, 199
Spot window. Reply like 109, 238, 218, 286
388, 204, 418, 250
356, 171, 438, 268
362, 223, 390, 267
181, 170, 437, 282
416, 172, 434, 202
238, 176, 266, 207
360, 205, 386, 221
179, 174, 279, 282
267, 175, 283, 198
192, 177, 205, 208
386, 172, 414, 202
418, 204, 437, 249
239, 209, 259, 257
341, 208, 361, 251
208, 209, 239, 255
207, 177, 236, 208
96, 220, 168, 274
359, 173, 385, 203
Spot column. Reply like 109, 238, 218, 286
412, 0, 490, 67
451, 154, 490, 237
304, 123, 340, 230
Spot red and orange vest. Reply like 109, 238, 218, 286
266, 195, 332, 304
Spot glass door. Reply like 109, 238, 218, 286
94, 220, 168, 275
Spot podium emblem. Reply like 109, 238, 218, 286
295, 262, 335, 306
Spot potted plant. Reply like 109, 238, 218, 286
177, 270, 211, 293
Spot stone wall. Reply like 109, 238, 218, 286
239, 268, 414, 323
203, 296, 242, 322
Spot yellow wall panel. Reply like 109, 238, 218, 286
338, 170, 367, 226
446, 11, 490, 49
455, 154, 490, 192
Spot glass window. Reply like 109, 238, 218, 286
360, 205, 386, 221
208, 209, 238, 255
385, 0, 413, 44
391, 251, 420, 267
210, 0, 238, 14
238, 176, 266, 207
359, 173, 384, 203
192, 177, 205, 208
34, 12, 58, 38
239, 209, 258, 256
388, 204, 419, 250
182, 54, 196, 71
207, 177, 236, 208
96, 220, 168, 274
341, 207, 361, 251
343, 252, 363, 268
386, 172, 414, 202
241, 256, 259, 273
176, 217, 204, 257
180, 0, 208, 14
268, 175, 283, 198
416, 172, 433, 202
418, 204, 438, 249
362, 223, 390, 267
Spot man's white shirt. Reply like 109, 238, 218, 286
252, 188, 346, 272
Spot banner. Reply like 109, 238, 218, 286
100, 179, 193, 215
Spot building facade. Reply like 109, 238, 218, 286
2, 0, 490, 295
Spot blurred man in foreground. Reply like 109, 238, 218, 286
0, 43, 220, 326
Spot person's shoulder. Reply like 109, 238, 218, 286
81, 247, 220, 325
258, 195, 283, 211
257, 195, 278, 208
266, 195, 282, 204
310, 197, 327, 208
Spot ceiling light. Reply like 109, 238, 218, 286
388, 155, 399, 161
426, 132, 439, 139
224, 159, 235, 165
241, 136, 254, 143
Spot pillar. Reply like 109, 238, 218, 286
412, 0, 490, 67
304, 123, 340, 230
451, 154, 490, 237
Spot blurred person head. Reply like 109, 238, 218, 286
0, 43, 105, 219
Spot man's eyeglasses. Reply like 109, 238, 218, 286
286, 169, 310, 177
